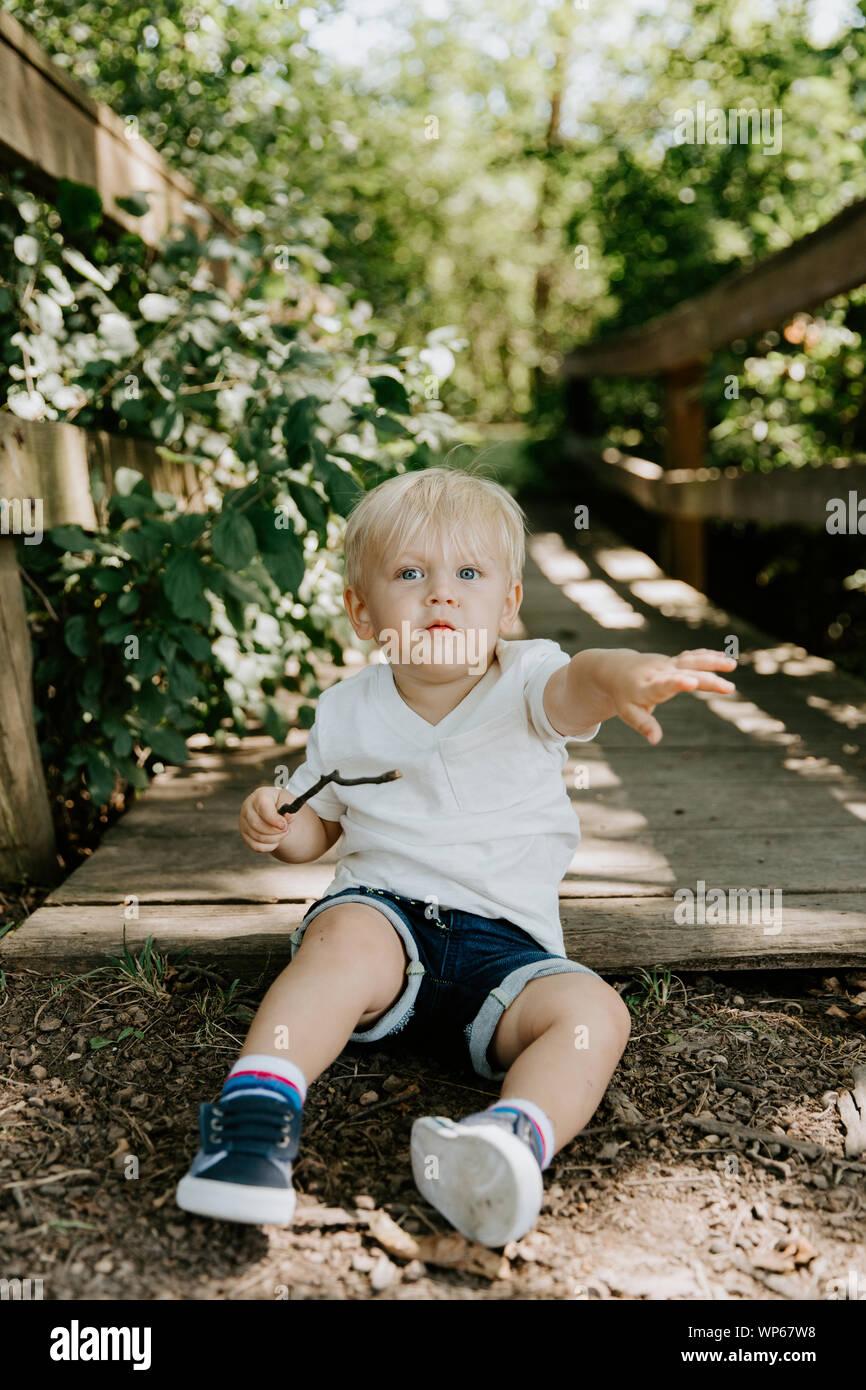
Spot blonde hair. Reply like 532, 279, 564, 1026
343, 463, 527, 599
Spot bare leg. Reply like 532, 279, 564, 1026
240, 904, 409, 1082
488, 974, 632, 1155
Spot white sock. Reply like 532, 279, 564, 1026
222, 1053, 308, 1107
487, 1097, 555, 1171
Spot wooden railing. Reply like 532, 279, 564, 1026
562, 197, 866, 588
0, 14, 233, 885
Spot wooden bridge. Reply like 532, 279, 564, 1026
2, 10, 866, 978
4, 503, 866, 975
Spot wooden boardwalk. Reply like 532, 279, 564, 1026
4, 507, 866, 976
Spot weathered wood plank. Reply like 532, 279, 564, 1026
563, 195, 866, 377
0, 10, 235, 252
3, 895, 864, 974
0, 416, 207, 529
557, 433, 866, 528
0, 537, 59, 887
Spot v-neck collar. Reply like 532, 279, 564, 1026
377, 639, 503, 745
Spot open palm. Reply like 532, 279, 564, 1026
613, 648, 738, 745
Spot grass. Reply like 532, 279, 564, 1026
626, 966, 675, 1010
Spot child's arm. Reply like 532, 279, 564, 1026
542, 646, 737, 744
239, 787, 342, 863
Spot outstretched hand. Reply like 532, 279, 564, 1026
609, 648, 737, 745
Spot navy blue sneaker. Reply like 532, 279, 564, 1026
411, 1108, 544, 1248
176, 1093, 302, 1226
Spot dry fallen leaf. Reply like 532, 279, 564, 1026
365, 1210, 420, 1260
414, 1232, 511, 1280
749, 1237, 816, 1273
293, 1205, 362, 1227
824, 1005, 848, 1019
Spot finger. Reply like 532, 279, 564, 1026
683, 672, 737, 693
252, 796, 288, 829
643, 672, 700, 701
674, 650, 738, 669
621, 702, 663, 744
251, 808, 287, 833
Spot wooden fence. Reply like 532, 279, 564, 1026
0, 13, 233, 886
563, 197, 866, 588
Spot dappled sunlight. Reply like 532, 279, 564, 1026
529, 531, 646, 628
629, 578, 730, 626
748, 644, 835, 676
594, 546, 664, 583
561, 579, 646, 629
807, 694, 866, 729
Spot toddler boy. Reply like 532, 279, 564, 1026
176, 466, 736, 1247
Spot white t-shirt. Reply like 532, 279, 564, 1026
280, 636, 600, 955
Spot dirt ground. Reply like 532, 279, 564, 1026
1, 896, 864, 1301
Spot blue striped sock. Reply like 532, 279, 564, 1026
220, 1053, 307, 1111
487, 1098, 554, 1171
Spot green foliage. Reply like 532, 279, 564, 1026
1, 167, 466, 814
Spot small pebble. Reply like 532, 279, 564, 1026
369, 1254, 398, 1291
351, 1252, 375, 1272
359, 1091, 379, 1105
355, 1195, 376, 1210
30, 1065, 47, 1080
38, 1017, 63, 1032
402, 1260, 426, 1282
383, 1076, 404, 1094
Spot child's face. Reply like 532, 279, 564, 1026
344, 529, 521, 678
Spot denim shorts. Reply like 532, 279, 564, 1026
288, 884, 604, 1082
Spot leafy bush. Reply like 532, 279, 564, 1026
1, 171, 467, 819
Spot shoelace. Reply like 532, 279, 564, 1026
208, 1099, 299, 1151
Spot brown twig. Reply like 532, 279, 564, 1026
277, 769, 402, 816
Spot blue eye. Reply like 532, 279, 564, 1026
398, 567, 421, 580
458, 567, 480, 580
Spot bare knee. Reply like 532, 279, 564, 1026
294, 903, 408, 1015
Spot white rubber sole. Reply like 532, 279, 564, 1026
175, 1173, 296, 1226
410, 1115, 543, 1248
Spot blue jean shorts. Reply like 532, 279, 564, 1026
288, 884, 604, 1082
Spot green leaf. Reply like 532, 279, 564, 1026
118, 589, 140, 614
212, 510, 258, 570
112, 493, 158, 521
177, 627, 211, 662
64, 615, 90, 659
56, 178, 103, 236
262, 543, 305, 596
286, 483, 327, 534
370, 374, 410, 414
136, 679, 167, 723
311, 445, 363, 517
167, 656, 202, 702
96, 567, 127, 593
263, 699, 289, 742
164, 551, 207, 621
297, 703, 316, 729
145, 725, 190, 764
114, 192, 151, 218
111, 727, 133, 757
85, 749, 116, 806
49, 525, 94, 553
172, 513, 209, 545
89, 1037, 114, 1051
283, 395, 317, 464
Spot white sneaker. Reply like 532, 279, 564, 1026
410, 1110, 544, 1248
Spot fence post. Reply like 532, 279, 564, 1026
0, 535, 59, 889
660, 361, 707, 590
